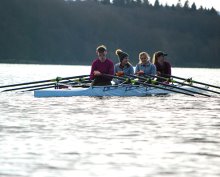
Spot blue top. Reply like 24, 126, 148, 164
114, 63, 134, 84
114, 63, 134, 75
135, 62, 156, 75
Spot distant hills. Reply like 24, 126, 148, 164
0, 0, 220, 67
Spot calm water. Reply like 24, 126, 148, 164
0, 64, 220, 177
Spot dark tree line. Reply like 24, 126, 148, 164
96, 0, 218, 15
0, 0, 220, 67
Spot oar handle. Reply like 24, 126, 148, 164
102, 73, 127, 81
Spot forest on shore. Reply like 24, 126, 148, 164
0, 0, 220, 67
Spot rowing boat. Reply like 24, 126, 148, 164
1, 73, 217, 97
34, 84, 200, 97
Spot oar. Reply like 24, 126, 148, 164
147, 74, 220, 95
164, 74, 220, 90
22, 82, 91, 92
128, 74, 211, 97
1, 78, 91, 92
102, 74, 195, 97
126, 74, 212, 97
2, 82, 56, 92
24, 85, 56, 92
24, 84, 91, 92
0, 75, 90, 89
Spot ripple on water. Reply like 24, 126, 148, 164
1, 66, 220, 177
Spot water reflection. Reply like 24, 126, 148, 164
0, 64, 220, 177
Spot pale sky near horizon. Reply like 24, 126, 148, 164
148, 0, 220, 11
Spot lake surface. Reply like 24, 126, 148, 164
0, 64, 220, 177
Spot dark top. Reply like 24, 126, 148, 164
155, 60, 171, 77
90, 58, 114, 83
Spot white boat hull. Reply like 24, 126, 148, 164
34, 85, 197, 97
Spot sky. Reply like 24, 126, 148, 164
148, 0, 220, 11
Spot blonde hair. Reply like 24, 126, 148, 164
152, 53, 157, 65
139, 52, 150, 64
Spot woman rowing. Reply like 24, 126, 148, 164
114, 49, 134, 76
135, 52, 156, 76
114, 49, 134, 84
152, 51, 171, 82
90, 45, 114, 86
133, 52, 156, 84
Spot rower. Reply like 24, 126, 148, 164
135, 52, 156, 76
90, 45, 114, 86
114, 49, 134, 84
152, 51, 172, 83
